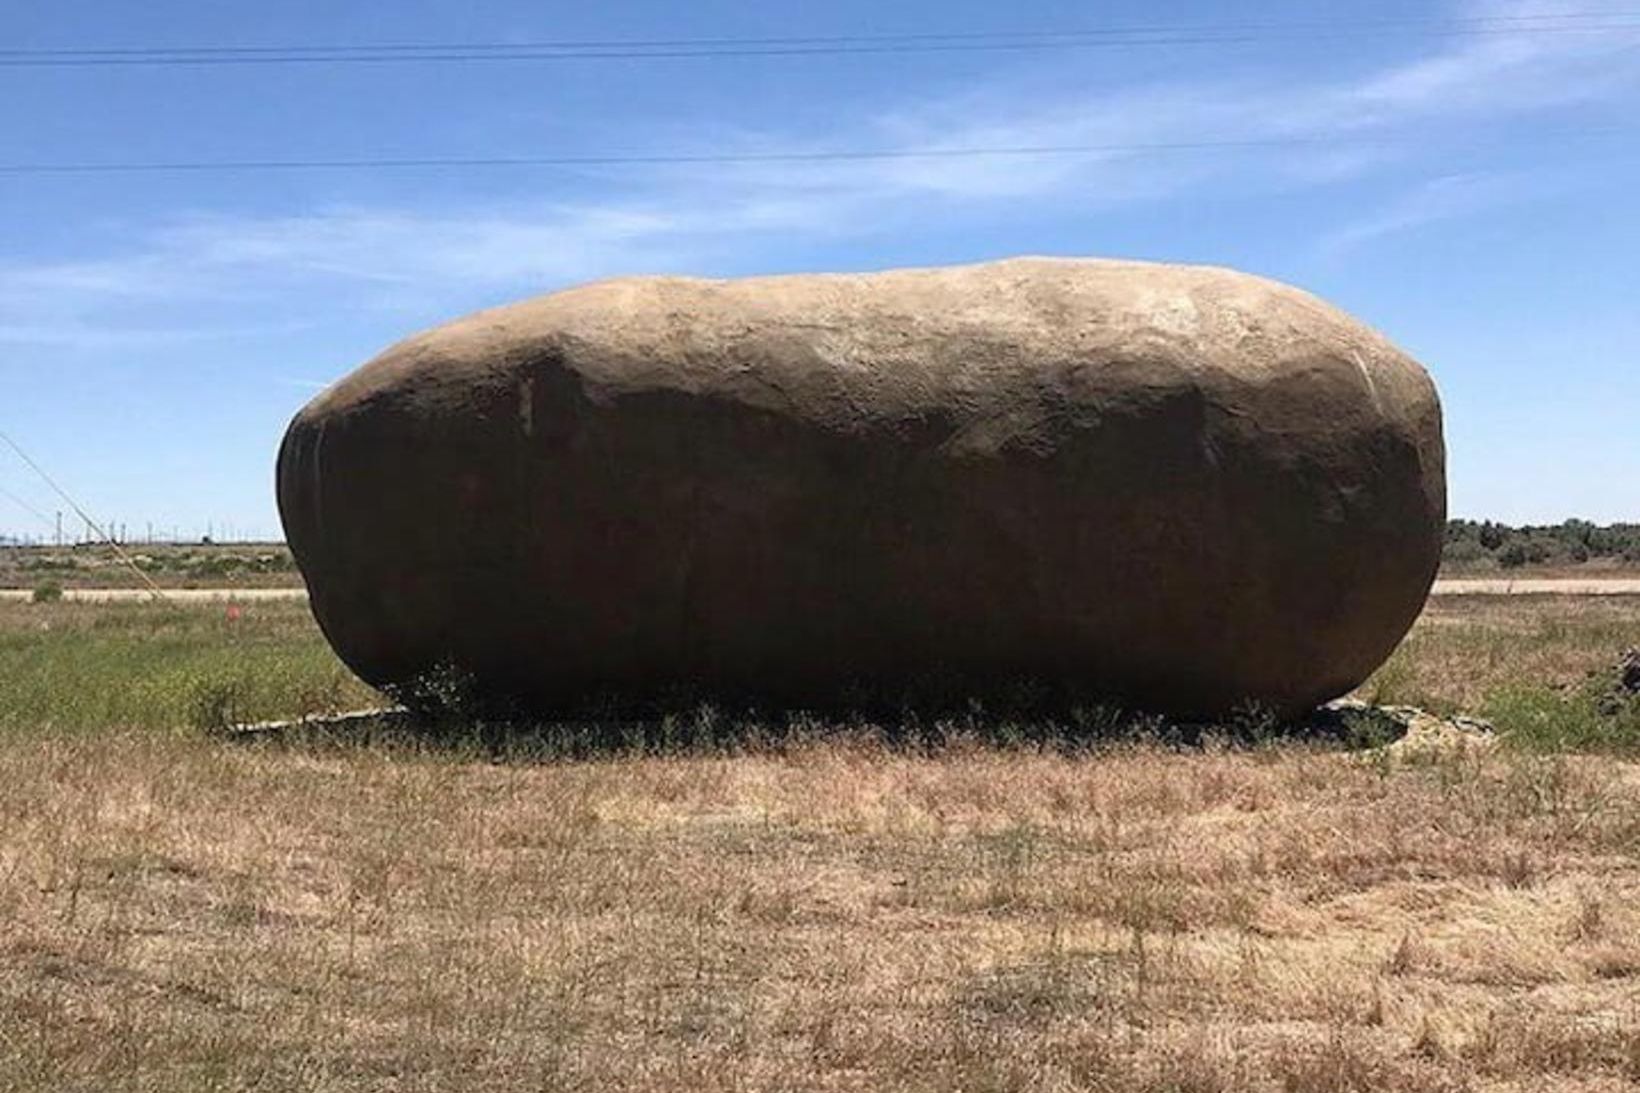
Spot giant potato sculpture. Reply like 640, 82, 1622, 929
277, 258, 1445, 719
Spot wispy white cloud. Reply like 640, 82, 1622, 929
270, 375, 334, 391
678, 0, 1639, 208
1, 0, 1636, 348
1316, 170, 1556, 255
0, 194, 852, 323
0, 318, 316, 349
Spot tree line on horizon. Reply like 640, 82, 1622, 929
6, 520, 1640, 572
1445, 519, 1640, 570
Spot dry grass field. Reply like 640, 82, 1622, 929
3, 594, 1639, 1092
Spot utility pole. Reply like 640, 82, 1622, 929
55, 511, 62, 547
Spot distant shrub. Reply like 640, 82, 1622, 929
1442, 539, 1489, 566
186, 556, 237, 578
1496, 538, 1551, 569
31, 582, 63, 603
21, 555, 78, 572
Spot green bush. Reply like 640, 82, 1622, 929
1497, 538, 1550, 569
30, 582, 63, 604
1442, 538, 1489, 566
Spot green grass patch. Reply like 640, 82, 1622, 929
1485, 681, 1640, 754
0, 600, 379, 734
4, 594, 1637, 753
1358, 596, 1640, 715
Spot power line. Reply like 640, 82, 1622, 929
8, 10, 1638, 51
0, 129, 1632, 177
0, 482, 54, 529
0, 431, 168, 601
4, 12, 1640, 67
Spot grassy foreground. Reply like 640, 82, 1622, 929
0, 600, 376, 734
2, 596, 1639, 1092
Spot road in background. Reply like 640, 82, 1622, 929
1430, 579, 1640, 596
0, 588, 308, 602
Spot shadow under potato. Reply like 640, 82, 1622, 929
218, 683, 1410, 762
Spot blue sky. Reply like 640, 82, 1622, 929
2, 0, 1638, 541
